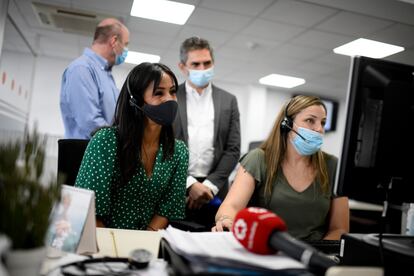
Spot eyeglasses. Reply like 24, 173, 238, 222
60, 249, 152, 276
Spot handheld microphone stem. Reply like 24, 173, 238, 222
269, 232, 336, 270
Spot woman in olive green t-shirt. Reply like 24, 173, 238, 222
213, 95, 349, 240
75, 63, 188, 231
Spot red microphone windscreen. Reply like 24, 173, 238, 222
232, 207, 287, 255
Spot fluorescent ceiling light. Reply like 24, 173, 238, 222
259, 74, 305, 88
125, 51, 161, 65
333, 38, 404, 58
130, 0, 195, 25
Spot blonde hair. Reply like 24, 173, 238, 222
260, 95, 329, 197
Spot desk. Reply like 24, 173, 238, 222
42, 228, 163, 275
95, 227, 161, 259
349, 200, 383, 212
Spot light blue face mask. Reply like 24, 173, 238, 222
291, 127, 323, 156
188, 67, 214, 87
115, 47, 128, 65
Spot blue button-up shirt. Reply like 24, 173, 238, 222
60, 48, 119, 139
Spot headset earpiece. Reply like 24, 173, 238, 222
129, 97, 137, 107
126, 74, 140, 114
280, 100, 293, 132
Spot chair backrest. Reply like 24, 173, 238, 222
57, 139, 89, 186
248, 141, 263, 151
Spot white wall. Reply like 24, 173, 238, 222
29, 56, 69, 136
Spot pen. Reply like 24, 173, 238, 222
110, 230, 119, 257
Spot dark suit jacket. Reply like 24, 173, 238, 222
173, 83, 241, 200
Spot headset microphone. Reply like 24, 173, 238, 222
232, 207, 336, 273
282, 121, 308, 142
280, 99, 307, 142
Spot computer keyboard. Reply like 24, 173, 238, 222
306, 239, 342, 255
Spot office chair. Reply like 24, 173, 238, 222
248, 140, 263, 151
57, 139, 89, 186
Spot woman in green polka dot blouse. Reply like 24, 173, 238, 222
75, 63, 189, 230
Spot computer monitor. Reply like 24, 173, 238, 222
321, 98, 338, 132
334, 56, 414, 205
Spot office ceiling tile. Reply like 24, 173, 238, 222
292, 30, 354, 50
297, 60, 341, 75
261, 0, 338, 27
315, 53, 352, 66
186, 7, 253, 32
385, 49, 414, 65
316, 11, 393, 37
242, 19, 305, 42
218, 35, 281, 62
127, 17, 181, 37
274, 44, 326, 60
70, 0, 133, 17
369, 23, 414, 48
200, 0, 274, 16
304, 0, 414, 25
169, 25, 233, 50
128, 32, 175, 51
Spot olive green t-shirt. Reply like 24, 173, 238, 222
240, 148, 338, 240
75, 127, 188, 230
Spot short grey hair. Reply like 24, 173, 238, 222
179, 36, 214, 64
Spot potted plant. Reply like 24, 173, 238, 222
0, 127, 62, 276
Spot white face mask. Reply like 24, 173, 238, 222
188, 67, 214, 87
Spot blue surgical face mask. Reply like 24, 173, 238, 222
115, 47, 128, 65
188, 67, 214, 87
291, 127, 323, 156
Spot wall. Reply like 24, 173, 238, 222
0, 0, 8, 56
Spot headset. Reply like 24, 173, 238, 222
126, 74, 140, 112
280, 103, 293, 133
280, 98, 307, 141
60, 249, 152, 275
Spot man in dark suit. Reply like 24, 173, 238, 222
173, 37, 240, 229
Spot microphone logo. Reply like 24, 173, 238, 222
233, 219, 247, 240
232, 208, 287, 254
247, 207, 268, 214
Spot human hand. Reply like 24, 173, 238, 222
187, 182, 214, 209
212, 216, 233, 232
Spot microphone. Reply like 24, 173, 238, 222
282, 123, 307, 141
232, 207, 336, 272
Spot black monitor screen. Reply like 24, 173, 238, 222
334, 56, 414, 204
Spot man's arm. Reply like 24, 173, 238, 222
63, 65, 108, 138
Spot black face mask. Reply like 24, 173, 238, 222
140, 100, 178, 126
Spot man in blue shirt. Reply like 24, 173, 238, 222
60, 18, 130, 139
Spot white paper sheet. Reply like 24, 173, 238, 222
160, 226, 305, 271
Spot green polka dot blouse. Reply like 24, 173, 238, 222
75, 127, 188, 230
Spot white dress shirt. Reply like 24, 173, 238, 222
185, 81, 218, 195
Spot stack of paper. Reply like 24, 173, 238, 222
160, 226, 306, 274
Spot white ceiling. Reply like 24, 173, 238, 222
5, 0, 414, 100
